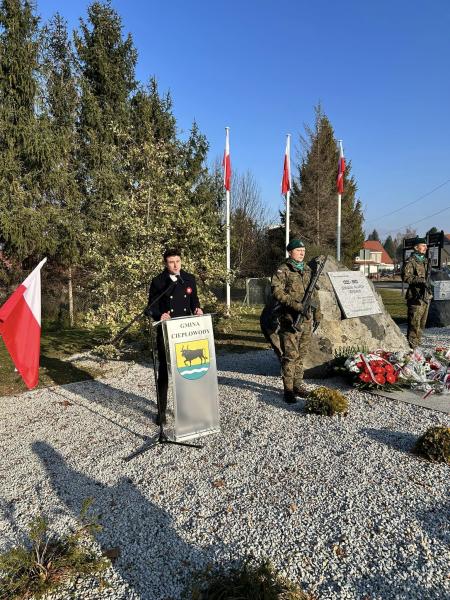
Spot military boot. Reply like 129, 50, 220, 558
283, 390, 297, 404
293, 384, 309, 398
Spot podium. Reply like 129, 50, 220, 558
161, 314, 220, 442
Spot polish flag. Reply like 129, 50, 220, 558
223, 127, 231, 191
281, 135, 291, 194
336, 140, 345, 194
0, 258, 47, 389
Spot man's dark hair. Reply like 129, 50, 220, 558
163, 248, 181, 261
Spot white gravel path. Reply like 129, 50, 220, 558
0, 328, 449, 600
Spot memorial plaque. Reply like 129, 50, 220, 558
433, 281, 450, 301
328, 271, 382, 318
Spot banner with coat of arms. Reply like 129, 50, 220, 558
163, 314, 220, 442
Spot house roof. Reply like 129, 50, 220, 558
363, 240, 394, 264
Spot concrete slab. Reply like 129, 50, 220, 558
370, 388, 450, 415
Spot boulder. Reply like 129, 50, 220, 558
262, 255, 410, 377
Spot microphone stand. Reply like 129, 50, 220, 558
123, 276, 203, 461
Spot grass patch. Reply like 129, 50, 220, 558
191, 559, 310, 599
377, 289, 407, 324
0, 325, 107, 396
214, 304, 269, 354
0, 500, 108, 600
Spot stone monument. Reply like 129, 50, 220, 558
261, 255, 410, 376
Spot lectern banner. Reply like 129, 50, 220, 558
163, 314, 220, 442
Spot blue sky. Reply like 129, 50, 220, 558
36, 0, 450, 240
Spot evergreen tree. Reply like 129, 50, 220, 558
290, 105, 364, 266
367, 229, 380, 241
0, 0, 52, 259
74, 0, 137, 240
41, 13, 82, 324
383, 235, 396, 260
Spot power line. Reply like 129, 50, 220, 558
366, 178, 450, 225
381, 205, 450, 236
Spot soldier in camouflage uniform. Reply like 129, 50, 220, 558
271, 239, 322, 404
402, 238, 432, 349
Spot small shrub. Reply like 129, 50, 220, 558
191, 559, 310, 599
0, 499, 108, 600
414, 426, 450, 464
92, 343, 122, 360
305, 386, 348, 416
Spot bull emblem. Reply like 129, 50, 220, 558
180, 345, 207, 366
176, 340, 210, 380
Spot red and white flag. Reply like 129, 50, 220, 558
223, 127, 231, 191
336, 140, 345, 194
281, 135, 291, 194
0, 258, 47, 389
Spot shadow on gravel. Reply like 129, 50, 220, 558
217, 351, 280, 377
359, 427, 418, 453
218, 375, 281, 398
41, 354, 95, 385
66, 379, 158, 428
415, 496, 450, 547
32, 441, 204, 599
354, 567, 447, 599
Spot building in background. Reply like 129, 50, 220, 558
354, 240, 394, 277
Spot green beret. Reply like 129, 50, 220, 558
286, 238, 305, 251
414, 237, 427, 246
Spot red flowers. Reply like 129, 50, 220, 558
357, 355, 399, 386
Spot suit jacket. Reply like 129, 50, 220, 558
148, 269, 201, 321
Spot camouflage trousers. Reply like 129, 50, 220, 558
279, 321, 312, 391
407, 299, 430, 349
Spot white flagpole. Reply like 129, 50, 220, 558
337, 139, 343, 262
285, 134, 291, 257
225, 127, 231, 313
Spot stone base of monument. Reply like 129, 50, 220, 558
300, 256, 410, 377
369, 388, 450, 415
427, 300, 450, 328
426, 271, 450, 328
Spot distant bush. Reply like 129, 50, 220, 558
191, 559, 310, 599
305, 386, 348, 416
414, 426, 450, 464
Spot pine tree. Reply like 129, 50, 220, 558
0, 0, 52, 259
367, 229, 380, 241
41, 13, 82, 324
291, 106, 336, 249
383, 235, 396, 260
290, 105, 364, 266
74, 0, 137, 242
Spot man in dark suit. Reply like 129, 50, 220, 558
147, 248, 203, 424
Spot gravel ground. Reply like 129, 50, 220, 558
0, 328, 449, 600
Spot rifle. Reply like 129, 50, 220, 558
423, 256, 433, 303
293, 255, 326, 332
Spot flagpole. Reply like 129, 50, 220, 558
225, 127, 231, 314
336, 139, 344, 262
285, 189, 290, 258
337, 191, 341, 262
284, 134, 291, 257
226, 186, 231, 312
